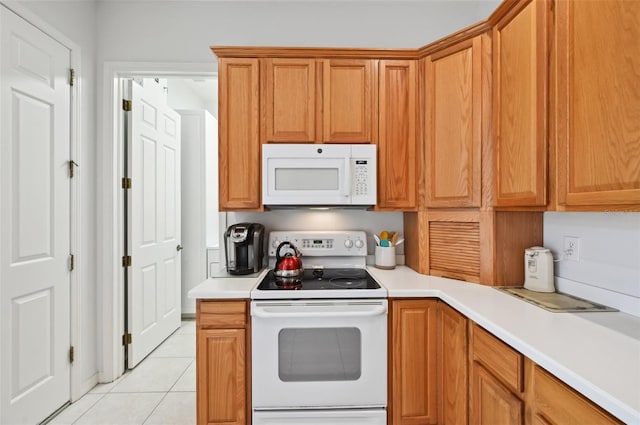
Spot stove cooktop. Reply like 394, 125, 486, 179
256, 268, 381, 291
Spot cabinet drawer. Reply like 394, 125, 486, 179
533, 366, 622, 425
471, 324, 523, 393
197, 300, 247, 328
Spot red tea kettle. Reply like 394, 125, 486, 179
274, 241, 303, 277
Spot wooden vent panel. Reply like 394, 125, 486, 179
429, 222, 480, 278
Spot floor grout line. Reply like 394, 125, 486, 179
140, 391, 170, 425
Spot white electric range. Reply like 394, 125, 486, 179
250, 231, 388, 425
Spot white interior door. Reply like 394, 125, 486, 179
127, 79, 181, 368
0, 5, 71, 424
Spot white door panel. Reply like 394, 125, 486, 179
127, 79, 181, 368
0, 5, 71, 424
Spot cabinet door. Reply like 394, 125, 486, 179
426, 210, 481, 283
470, 364, 523, 425
532, 365, 622, 425
493, 0, 548, 207
437, 303, 468, 425
390, 299, 437, 425
555, 0, 640, 207
264, 58, 316, 143
197, 328, 246, 425
378, 60, 417, 210
218, 58, 261, 210
425, 37, 483, 208
323, 59, 375, 143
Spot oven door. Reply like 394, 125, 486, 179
251, 299, 387, 409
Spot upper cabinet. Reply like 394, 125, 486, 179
424, 35, 489, 208
323, 59, 376, 144
554, 0, 640, 208
263, 58, 317, 143
218, 58, 262, 211
378, 60, 418, 210
262, 57, 375, 144
492, 0, 549, 207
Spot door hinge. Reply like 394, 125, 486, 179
122, 255, 132, 267
68, 160, 78, 178
69, 346, 75, 363
122, 99, 132, 111
69, 68, 75, 86
122, 333, 132, 346
69, 254, 75, 271
121, 177, 132, 189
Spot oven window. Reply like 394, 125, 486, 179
275, 168, 339, 191
278, 328, 361, 382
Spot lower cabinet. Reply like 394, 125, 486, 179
437, 303, 468, 425
196, 300, 250, 425
194, 298, 622, 425
470, 323, 525, 425
389, 299, 438, 425
471, 364, 524, 425
530, 365, 622, 425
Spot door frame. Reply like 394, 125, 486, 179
0, 1, 82, 401
99, 62, 217, 382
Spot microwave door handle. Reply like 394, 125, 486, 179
252, 306, 387, 319
343, 158, 351, 197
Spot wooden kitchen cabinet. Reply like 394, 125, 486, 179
553, 0, 640, 208
424, 35, 489, 208
378, 60, 418, 210
323, 59, 376, 143
471, 364, 524, 425
263, 58, 317, 143
389, 299, 437, 425
530, 364, 622, 425
492, 0, 549, 207
406, 210, 542, 285
470, 323, 524, 425
196, 300, 250, 425
262, 57, 375, 144
437, 302, 468, 425
218, 58, 262, 211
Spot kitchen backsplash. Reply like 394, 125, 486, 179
226, 210, 404, 257
543, 212, 640, 316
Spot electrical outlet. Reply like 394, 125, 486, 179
563, 236, 580, 262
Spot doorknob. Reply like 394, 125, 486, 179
176, 244, 183, 251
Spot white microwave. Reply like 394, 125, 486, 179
262, 144, 377, 206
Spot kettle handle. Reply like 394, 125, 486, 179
275, 241, 296, 264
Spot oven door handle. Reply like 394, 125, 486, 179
251, 306, 387, 319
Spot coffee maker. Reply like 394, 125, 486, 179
224, 223, 265, 275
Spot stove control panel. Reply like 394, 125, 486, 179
268, 231, 368, 257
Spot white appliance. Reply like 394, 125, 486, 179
251, 231, 387, 425
524, 246, 555, 292
262, 144, 377, 206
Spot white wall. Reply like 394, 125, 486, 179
544, 212, 640, 316
167, 78, 218, 118
96, 0, 500, 64
7, 0, 99, 398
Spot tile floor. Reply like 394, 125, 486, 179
50, 320, 196, 425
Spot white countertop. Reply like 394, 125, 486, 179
188, 266, 640, 424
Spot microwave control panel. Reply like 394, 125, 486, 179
350, 145, 377, 204
268, 231, 368, 257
